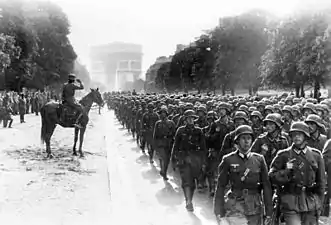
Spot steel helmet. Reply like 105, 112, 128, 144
250, 111, 263, 120
234, 125, 254, 141
184, 109, 197, 118
305, 114, 324, 129
289, 121, 310, 137
263, 113, 283, 128
159, 105, 168, 114
233, 111, 248, 122
197, 105, 207, 114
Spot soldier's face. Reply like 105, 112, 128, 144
238, 134, 252, 152
251, 116, 259, 124
265, 121, 277, 133
234, 118, 245, 127
283, 111, 291, 120
264, 110, 272, 116
291, 132, 305, 145
186, 116, 194, 125
317, 110, 323, 117
198, 111, 204, 117
306, 122, 317, 134
303, 109, 312, 118
219, 109, 226, 116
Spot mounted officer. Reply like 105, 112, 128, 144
62, 73, 85, 128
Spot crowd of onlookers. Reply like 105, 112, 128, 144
0, 90, 59, 128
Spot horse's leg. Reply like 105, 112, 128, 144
45, 124, 56, 158
78, 126, 86, 158
73, 127, 79, 156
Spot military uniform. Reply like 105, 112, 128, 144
141, 103, 160, 162
214, 125, 273, 225
171, 110, 207, 211
269, 122, 326, 225
153, 107, 176, 180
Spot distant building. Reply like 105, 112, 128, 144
89, 42, 143, 91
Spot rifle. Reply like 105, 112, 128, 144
270, 193, 281, 225
321, 191, 330, 217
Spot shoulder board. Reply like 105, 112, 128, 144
257, 133, 268, 139
307, 146, 322, 155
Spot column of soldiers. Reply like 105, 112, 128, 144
105, 92, 331, 225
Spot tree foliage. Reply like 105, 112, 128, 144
147, 8, 331, 97
0, 0, 77, 91
259, 10, 331, 97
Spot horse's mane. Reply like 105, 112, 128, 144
79, 91, 93, 106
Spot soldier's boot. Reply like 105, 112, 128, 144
8, 119, 13, 128
148, 147, 154, 163
140, 138, 146, 153
159, 158, 169, 181
197, 176, 206, 192
183, 187, 194, 212
207, 176, 215, 197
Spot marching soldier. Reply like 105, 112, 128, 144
141, 102, 159, 162
251, 113, 289, 167
269, 122, 326, 225
214, 125, 273, 225
171, 109, 207, 211
153, 106, 176, 180
322, 140, 331, 217
305, 114, 327, 151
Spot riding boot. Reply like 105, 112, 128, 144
183, 187, 194, 212
148, 147, 154, 163
8, 119, 13, 128
74, 114, 83, 128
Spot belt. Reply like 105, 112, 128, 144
283, 184, 316, 195
231, 188, 260, 197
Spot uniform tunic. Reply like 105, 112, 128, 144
214, 150, 272, 223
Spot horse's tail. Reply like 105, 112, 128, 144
40, 105, 47, 144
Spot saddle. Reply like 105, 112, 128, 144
57, 102, 80, 127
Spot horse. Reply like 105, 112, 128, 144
40, 88, 103, 158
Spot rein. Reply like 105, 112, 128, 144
79, 93, 94, 113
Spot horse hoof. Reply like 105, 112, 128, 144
47, 154, 54, 159
79, 154, 85, 159
73, 152, 78, 156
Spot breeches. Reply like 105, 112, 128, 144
178, 153, 203, 188
283, 210, 318, 225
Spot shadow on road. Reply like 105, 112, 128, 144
136, 154, 149, 165
155, 181, 183, 208
5, 146, 95, 175
141, 164, 160, 184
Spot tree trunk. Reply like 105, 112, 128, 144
222, 85, 226, 96
300, 84, 305, 97
248, 85, 252, 96
231, 88, 235, 96
314, 79, 320, 100
295, 85, 300, 97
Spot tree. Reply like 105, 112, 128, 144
0, 0, 76, 91
260, 10, 331, 97
212, 10, 271, 95
155, 61, 170, 91
74, 60, 91, 89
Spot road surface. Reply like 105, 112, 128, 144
0, 109, 111, 225
0, 109, 329, 225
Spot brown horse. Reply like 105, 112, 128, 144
40, 88, 103, 158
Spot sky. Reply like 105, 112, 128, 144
43, 0, 329, 77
